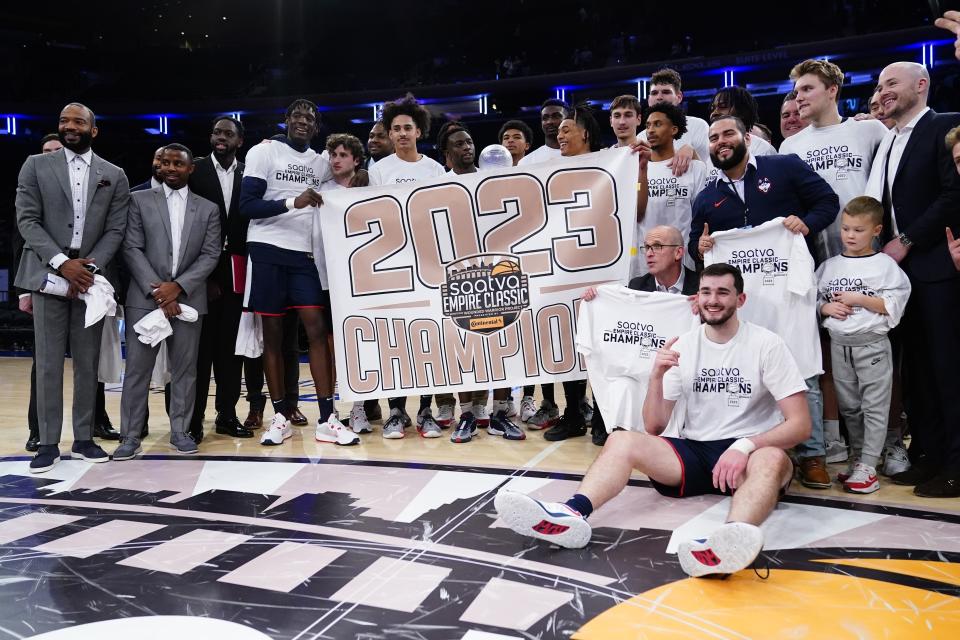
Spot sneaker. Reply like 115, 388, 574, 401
417, 409, 443, 438
170, 432, 199, 454
112, 438, 142, 461
473, 403, 490, 427
882, 444, 911, 477
451, 411, 478, 443
837, 459, 858, 483
349, 402, 372, 434
825, 439, 849, 464
316, 414, 361, 445
365, 402, 383, 422
544, 412, 587, 442
71, 440, 109, 463
494, 490, 591, 548
677, 522, 764, 578
519, 396, 537, 422
579, 397, 594, 425
504, 399, 518, 418
260, 413, 293, 446
436, 404, 456, 427
382, 409, 407, 439
29, 445, 61, 474
527, 400, 559, 430
488, 411, 526, 440
843, 462, 880, 494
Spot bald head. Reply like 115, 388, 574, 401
641, 225, 685, 281
876, 62, 930, 125
646, 225, 684, 247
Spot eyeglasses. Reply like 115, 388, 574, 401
642, 243, 681, 253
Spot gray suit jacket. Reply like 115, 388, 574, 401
15, 148, 130, 291
123, 187, 222, 314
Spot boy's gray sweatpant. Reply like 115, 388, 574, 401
830, 332, 892, 468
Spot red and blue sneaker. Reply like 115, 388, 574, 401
494, 490, 591, 548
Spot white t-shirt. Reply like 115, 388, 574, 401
632, 158, 707, 278
517, 144, 563, 166
244, 140, 332, 252
577, 286, 700, 435
705, 217, 822, 379
640, 115, 710, 167
779, 118, 888, 260
663, 321, 807, 441
815, 252, 912, 337
368, 153, 446, 186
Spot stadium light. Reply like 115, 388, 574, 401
0, 116, 17, 135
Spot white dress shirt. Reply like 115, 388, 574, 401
164, 184, 188, 277
655, 267, 685, 294
214, 157, 237, 213
885, 106, 930, 236
150, 176, 163, 189
49, 148, 93, 270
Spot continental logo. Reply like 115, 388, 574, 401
440, 253, 530, 335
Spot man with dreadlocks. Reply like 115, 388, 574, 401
709, 86, 778, 162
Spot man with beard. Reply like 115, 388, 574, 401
365, 120, 393, 170
709, 87, 778, 159
779, 91, 806, 142
518, 99, 569, 166
496, 263, 810, 579
690, 115, 838, 490
15, 102, 130, 473
131, 147, 165, 192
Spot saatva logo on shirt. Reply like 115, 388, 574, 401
726, 248, 788, 286
440, 253, 530, 335
693, 367, 753, 406
601, 321, 667, 357
275, 163, 322, 188
821, 277, 879, 314
803, 145, 864, 181
648, 177, 689, 206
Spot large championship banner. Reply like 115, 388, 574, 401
320, 149, 638, 400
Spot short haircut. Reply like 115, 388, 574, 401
325, 133, 365, 165
712, 87, 760, 131
541, 98, 571, 115
498, 119, 533, 144
710, 114, 748, 135
843, 195, 883, 226
212, 115, 245, 138
610, 95, 642, 113
571, 102, 602, 152
781, 90, 798, 107
63, 102, 96, 126
382, 93, 432, 137
790, 58, 844, 99
436, 121, 470, 156
162, 142, 194, 163
40, 133, 60, 145
285, 98, 319, 121
946, 125, 960, 150
646, 103, 688, 139
650, 67, 683, 91
701, 262, 744, 294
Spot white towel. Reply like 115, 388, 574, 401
235, 311, 263, 358
98, 313, 123, 383
38, 273, 117, 328
133, 304, 199, 347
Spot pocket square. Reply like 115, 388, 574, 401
96, 178, 111, 188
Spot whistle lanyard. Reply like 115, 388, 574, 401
723, 175, 750, 229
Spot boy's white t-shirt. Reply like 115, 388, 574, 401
779, 118, 888, 260
632, 158, 707, 277
243, 139, 332, 253
705, 218, 822, 379
640, 115, 710, 166
663, 321, 807, 441
815, 252, 912, 337
368, 153, 446, 186
577, 286, 700, 435
517, 144, 563, 166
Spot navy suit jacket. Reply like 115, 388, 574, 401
688, 154, 839, 261
130, 179, 154, 192
627, 267, 699, 295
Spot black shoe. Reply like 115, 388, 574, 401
365, 401, 383, 422
591, 425, 608, 447
93, 421, 120, 440
25, 432, 40, 453
215, 414, 254, 438
287, 407, 309, 426
30, 445, 61, 474
891, 464, 938, 486
544, 412, 587, 442
914, 472, 960, 498
70, 440, 109, 463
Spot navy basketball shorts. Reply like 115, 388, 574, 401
247, 243, 328, 317
651, 437, 738, 498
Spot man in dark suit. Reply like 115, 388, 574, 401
868, 62, 960, 497
130, 147, 165, 192
15, 103, 130, 473
187, 116, 253, 440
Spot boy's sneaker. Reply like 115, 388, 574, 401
473, 403, 490, 427
316, 415, 360, 446
29, 445, 61, 474
677, 522, 764, 578
71, 440, 109, 463
436, 404, 455, 427
837, 459, 858, 483
527, 400, 559, 430
825, 439, 849, 464
382, 409, 408, 439
170, 432, 199, 454
494, 490, 591, 548
843, 462, 880, 494
882, 445, 911, 477
519, 396, 537, 422
112, 438, 142, 461
488, 411, 526, 440
451, 411, 478, 443
260, 413, 293, 446
349, 402, 372, 434
417, 409, 442, 438
579, 397, 593, 425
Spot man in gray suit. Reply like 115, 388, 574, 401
15, 103, 130, 474
113, 144, 221, 459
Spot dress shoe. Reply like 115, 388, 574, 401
215, 414, 254, 438
914, 472, 960, 498
71, 440, 109, 463
93, 422, 120, 440
591, 424, 608, 447
243, 407, 264, 429
891, 462, 938, 486
287, 407, 309, 426
798, 456, 831, 489
25, 432, 40, 453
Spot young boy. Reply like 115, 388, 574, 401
815, 196, 911, 493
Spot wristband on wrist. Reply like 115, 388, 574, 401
897, 232, 913, 247
728, 438, 756, 455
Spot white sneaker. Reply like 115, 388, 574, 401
843, 462, 879, 494
882, 444, 910, 477
519, 396, 537, 422
473, 403, 490, 427
316, 414, 360, 446
825, 439, 849, 464
349, 402, 372, 434
677, 522, 764, 577
260, 413, 292, 446
417, 409, 443, 438
494, 489, 591, 549
436, 404, 455, 427
382, 409, 407, 439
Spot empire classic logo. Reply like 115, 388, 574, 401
726, 248, 788, 286
693, 366, 753, 407
602, 321, 667, 358
441, 253, 530, 335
